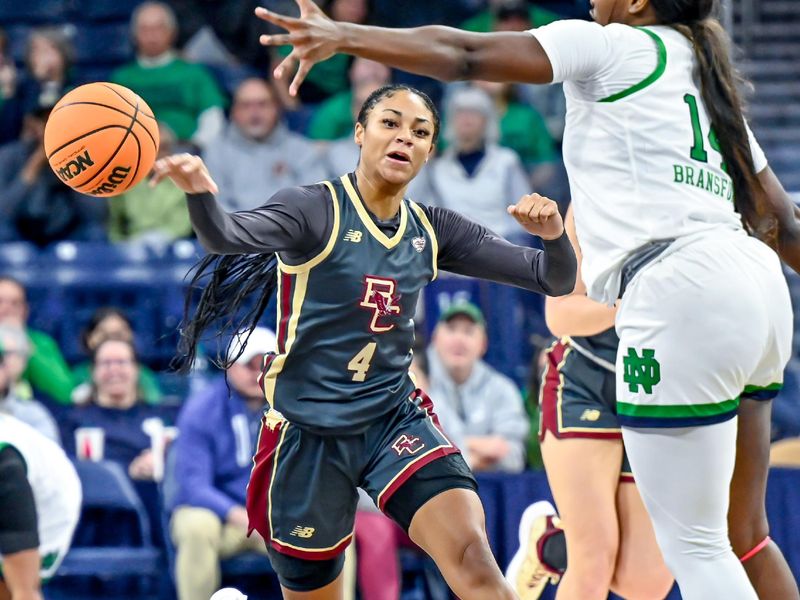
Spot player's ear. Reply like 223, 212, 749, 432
354, 121, 364, 147
629, 0, 650, 16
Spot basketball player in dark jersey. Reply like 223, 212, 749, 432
152, 84, 577, 599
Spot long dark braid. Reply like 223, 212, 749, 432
172, 253, 277, 372
650, 0, 769, 238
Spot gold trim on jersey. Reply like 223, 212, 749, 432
340, 174, 408, 249
262, 270, 310, 407
408, 200, 439, 281
279, 180, 341, 275
267, 421, 289, 541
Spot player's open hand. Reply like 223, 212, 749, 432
151, 153, 219, 195
256, 0, 341, 97
508, 193, 564, 240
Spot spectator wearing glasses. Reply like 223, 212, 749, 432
167, 327, 276, 600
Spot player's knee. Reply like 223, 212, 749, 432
658, 525, 731, 564
728, 514, 770, 558
171, 506, 223, 549
457, 535, 501, 588
564, 528, 618, 587
611, 563, 673, 600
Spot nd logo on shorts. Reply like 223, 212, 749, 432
391, 434, 425, 456
623, 348, 661, 394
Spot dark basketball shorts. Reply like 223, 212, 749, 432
246, 389, 476, 561
539, 338, 633, 483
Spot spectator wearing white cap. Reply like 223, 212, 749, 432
409, 86, 530, 238
166, 326, 276, 600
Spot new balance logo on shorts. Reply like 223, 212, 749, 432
623, 348, 661, 394
580, 409, 601, 422
290, 526, 316, 538
343, 229, 363, 242
391, 434, 425, 456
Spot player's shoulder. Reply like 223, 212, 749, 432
267, 181, 334, 206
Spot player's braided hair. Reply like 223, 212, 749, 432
650, 0, 770, 239
356, 84, 441, 145
172, 253, 278, 372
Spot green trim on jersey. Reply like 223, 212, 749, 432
743, 382, 782, 394
617, 397, 740, 419
599, 27, 667, 103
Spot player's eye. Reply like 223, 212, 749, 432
382, 118, 398, 128
415, 129, 430, 138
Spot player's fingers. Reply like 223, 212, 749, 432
202, 172, 220, 195
259, 33, 294, 47
274, 53, 297, 81
254, 6, 298, 30
296, 0, 319, 16
290, 61, 312, 97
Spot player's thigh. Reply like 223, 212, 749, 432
541, 434, 622, 562
613, 481, 673, 597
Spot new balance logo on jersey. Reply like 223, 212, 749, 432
579, 409, 601, 422
343, 229, 363, 243
359, 276, 401, 333
392, 434, 425, 456
290, 526, 316, 538
623, 348, 661, 394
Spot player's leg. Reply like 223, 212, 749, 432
0, 549, 42, 600
269, 550, 347, 600
539, 434, 622, 600
611, 478, 673, 599
407, 486, 515, 599
728, 398, 800, 600
623, 421, 756, 600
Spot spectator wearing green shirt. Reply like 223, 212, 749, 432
308, 58, 391, 141
71, 307, 162, 406
111, 1, 226, 150
0, 277, 74, 405
108, 122, 191, 243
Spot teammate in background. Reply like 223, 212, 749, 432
255, 1, 800, 598
0, 414, 81, 600
505, 205, 673, 599
152, 84, 577, 599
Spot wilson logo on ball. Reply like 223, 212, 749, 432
89, 165, 131, 195
56, 151, 95, 182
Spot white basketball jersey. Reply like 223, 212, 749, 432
0, 415, 81, 549
532, 21, 767, 304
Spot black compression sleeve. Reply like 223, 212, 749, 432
425, 205, 576, 295
0, 446, 39, 554
186, 183, 333, 260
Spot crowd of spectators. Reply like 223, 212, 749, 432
0, 1, 798, 598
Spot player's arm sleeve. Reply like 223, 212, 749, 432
186, 184, 330, 255
528, 20, 612, 83
0, 445, 39, 554
426, 205, 577, 296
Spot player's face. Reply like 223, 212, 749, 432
433, 316, 488, 373
355, 91, 435, 187
93, 340, 138, 401
0, 281, 27, 327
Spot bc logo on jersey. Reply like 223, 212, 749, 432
360, 276, 401, 333
391, 434, 425, 456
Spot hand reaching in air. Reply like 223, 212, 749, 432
508, 193, 564, 240
255, 0, 342, 97
151, 153, 219, 195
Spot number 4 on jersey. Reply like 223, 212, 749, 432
683, 93, 726, 171
348, 342, 377, 382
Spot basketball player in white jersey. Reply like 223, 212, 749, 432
255, 1, 800, 598
0, 415, 81, 600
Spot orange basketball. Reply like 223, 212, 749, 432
44, 82, 159, 198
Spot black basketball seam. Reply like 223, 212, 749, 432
122, 114, 143, 192
46, 124, 129, 161
52, 101, 157, 150
73, 100, 140, 193
99, 83, 156, 120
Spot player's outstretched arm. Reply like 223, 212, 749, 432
756, 167, 800, 273
255, 0, 553, 97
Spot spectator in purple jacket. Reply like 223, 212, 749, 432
167, 326, 276, 600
